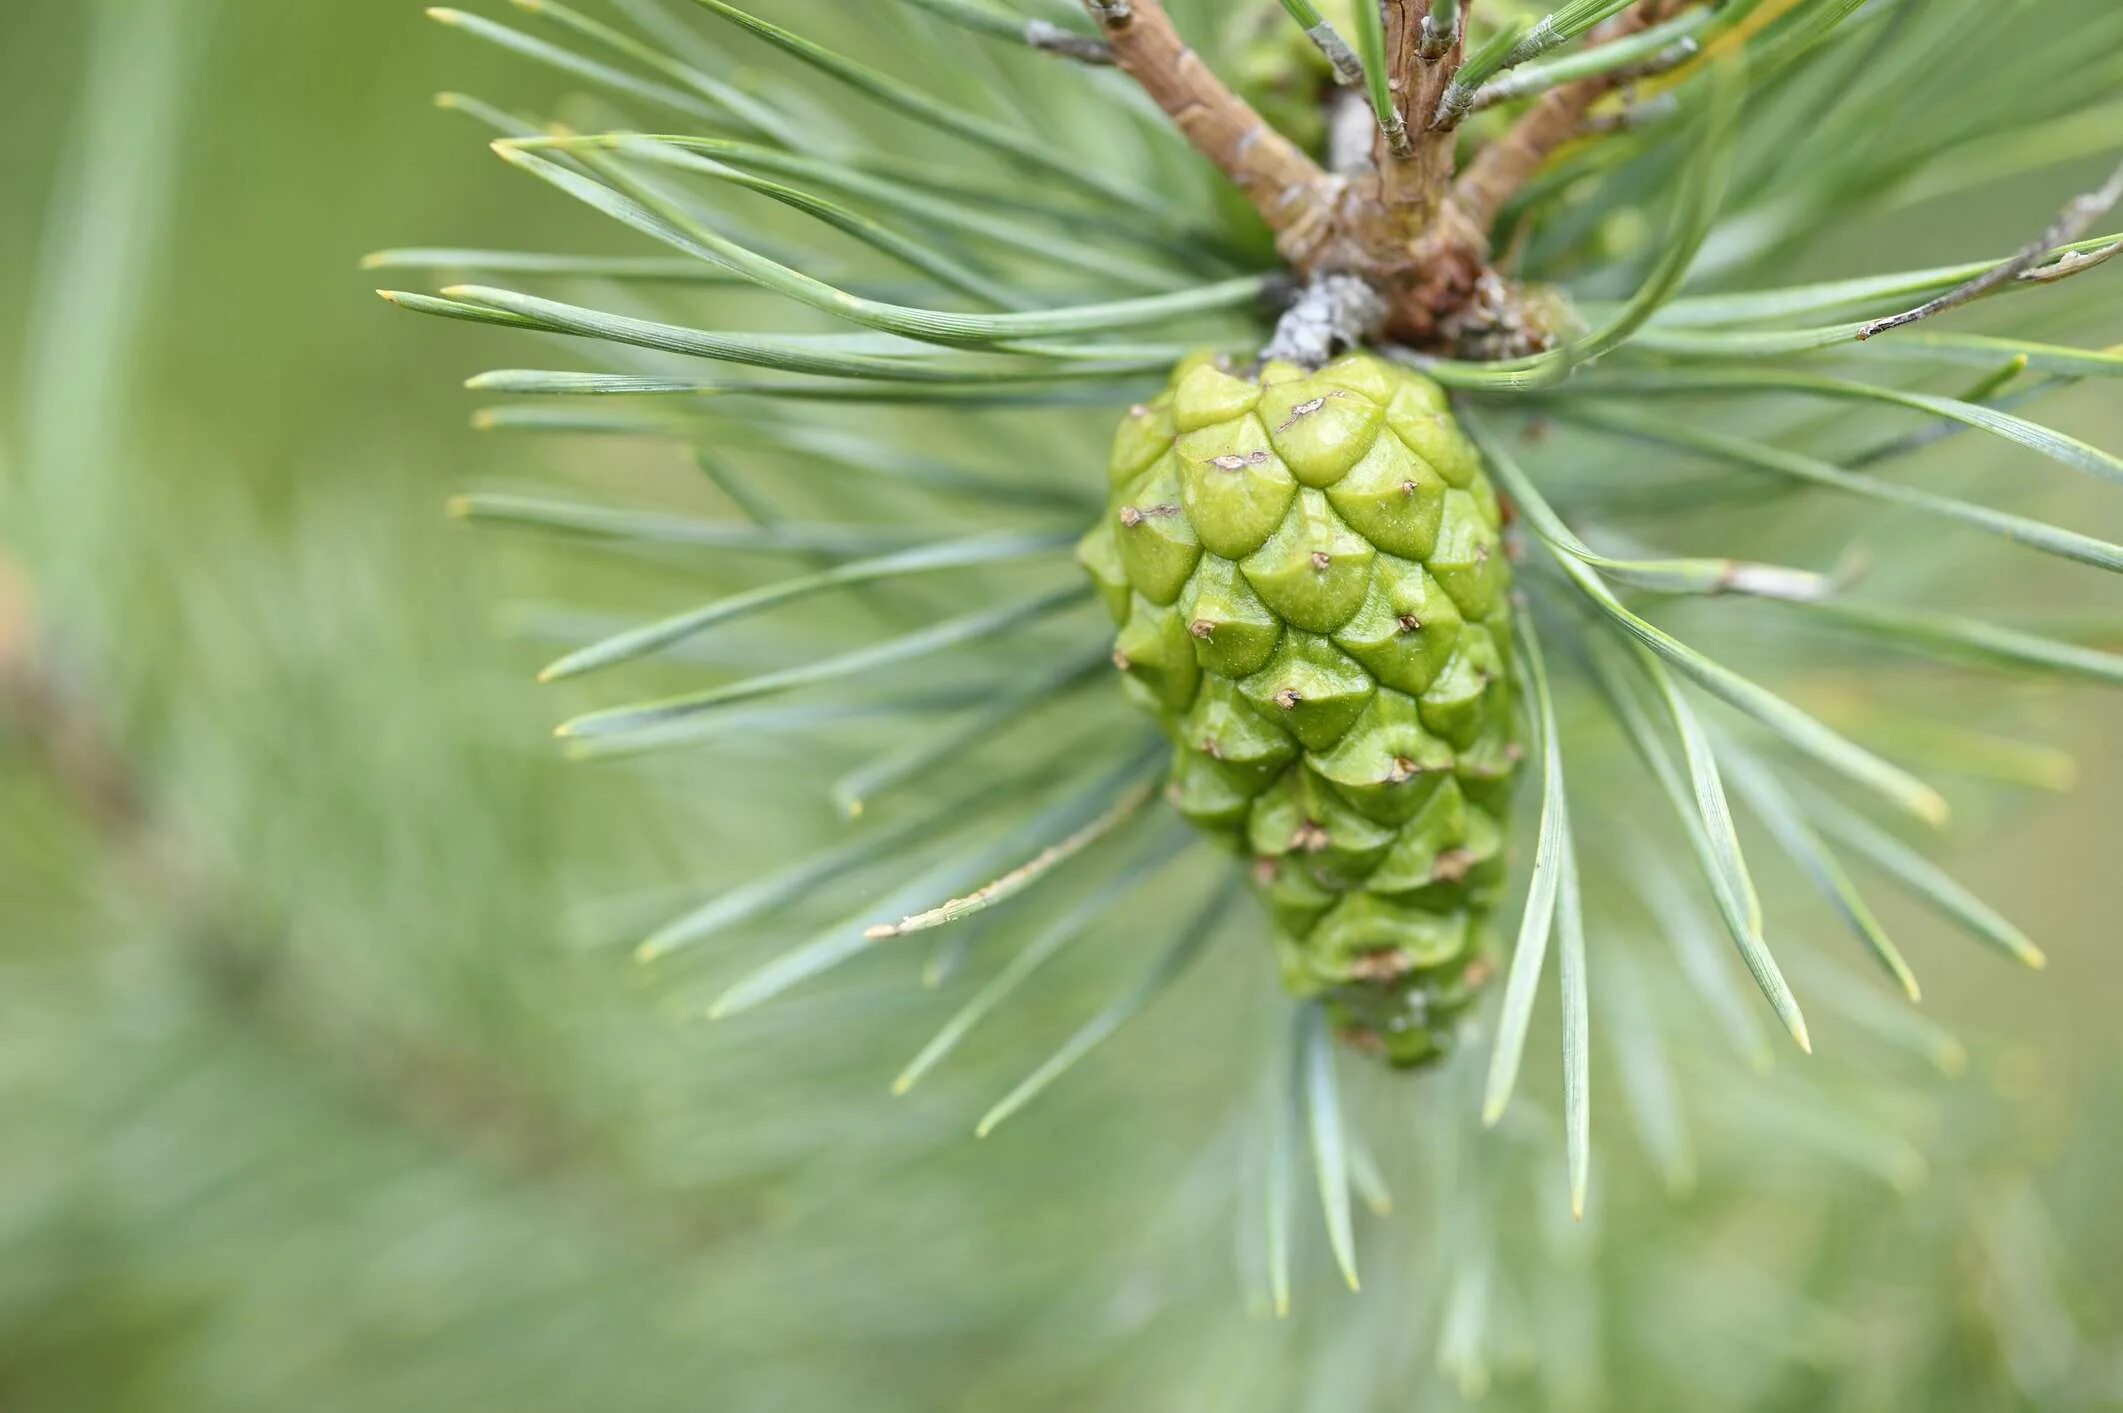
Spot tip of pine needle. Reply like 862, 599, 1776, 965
862, 924, 894, 941
1913, 787, 1951, 829
425, 7, 462, 23
2020, 943, 2049, 971
889, 1074, 913, 1097
1790, 1014, 1814, 1056
1480, 1096, 1507, 1128
375, 289, 404, 305
1273, 1295, 1291, 1320
443, 495, 472, 519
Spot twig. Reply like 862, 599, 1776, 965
1260, 272, 1388, 368
1078, 0, 1337, 259
1375, 0, 1462, 214
1454, 0, 1692, 229
1857, 159, 2123, 340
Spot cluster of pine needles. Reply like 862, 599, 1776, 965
371, 0, 2121, 1325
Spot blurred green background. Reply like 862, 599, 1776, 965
2, 2, 2120, 1409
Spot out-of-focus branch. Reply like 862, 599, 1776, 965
1078, 0, 1339, 261
1455, 0, 1692, 230
0, 560, 147, 840
0, 553, 726, 1254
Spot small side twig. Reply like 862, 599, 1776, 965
1857, 158, 2123, 340
1454, 0, 1693, 229
1024, 19, 1115, 64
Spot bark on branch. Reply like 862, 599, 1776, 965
1078, 0, 1339, 261
1454, 0, 1691, 230
1378, 0, 1462, 216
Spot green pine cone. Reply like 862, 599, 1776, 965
1079, 351, 1521, 1067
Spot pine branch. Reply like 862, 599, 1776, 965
0, 561, 150, 844
0, 556, 706, 1252
1076, 0, 1339, 261
1455, 0, 1695, 229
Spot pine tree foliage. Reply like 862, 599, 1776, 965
385, 0, 2119, 1232
3, 0, 2122, 1408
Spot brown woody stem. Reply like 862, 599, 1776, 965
1455, 0, 1689, 230
1379, 0, 1461, 216
1079, 0, 1339, 263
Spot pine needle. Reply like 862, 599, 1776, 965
864, 772, 1159, 939
1483, 610, 1570, 1127
974, 877, 1235, 1136
1299, 1003, 1360, 1291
